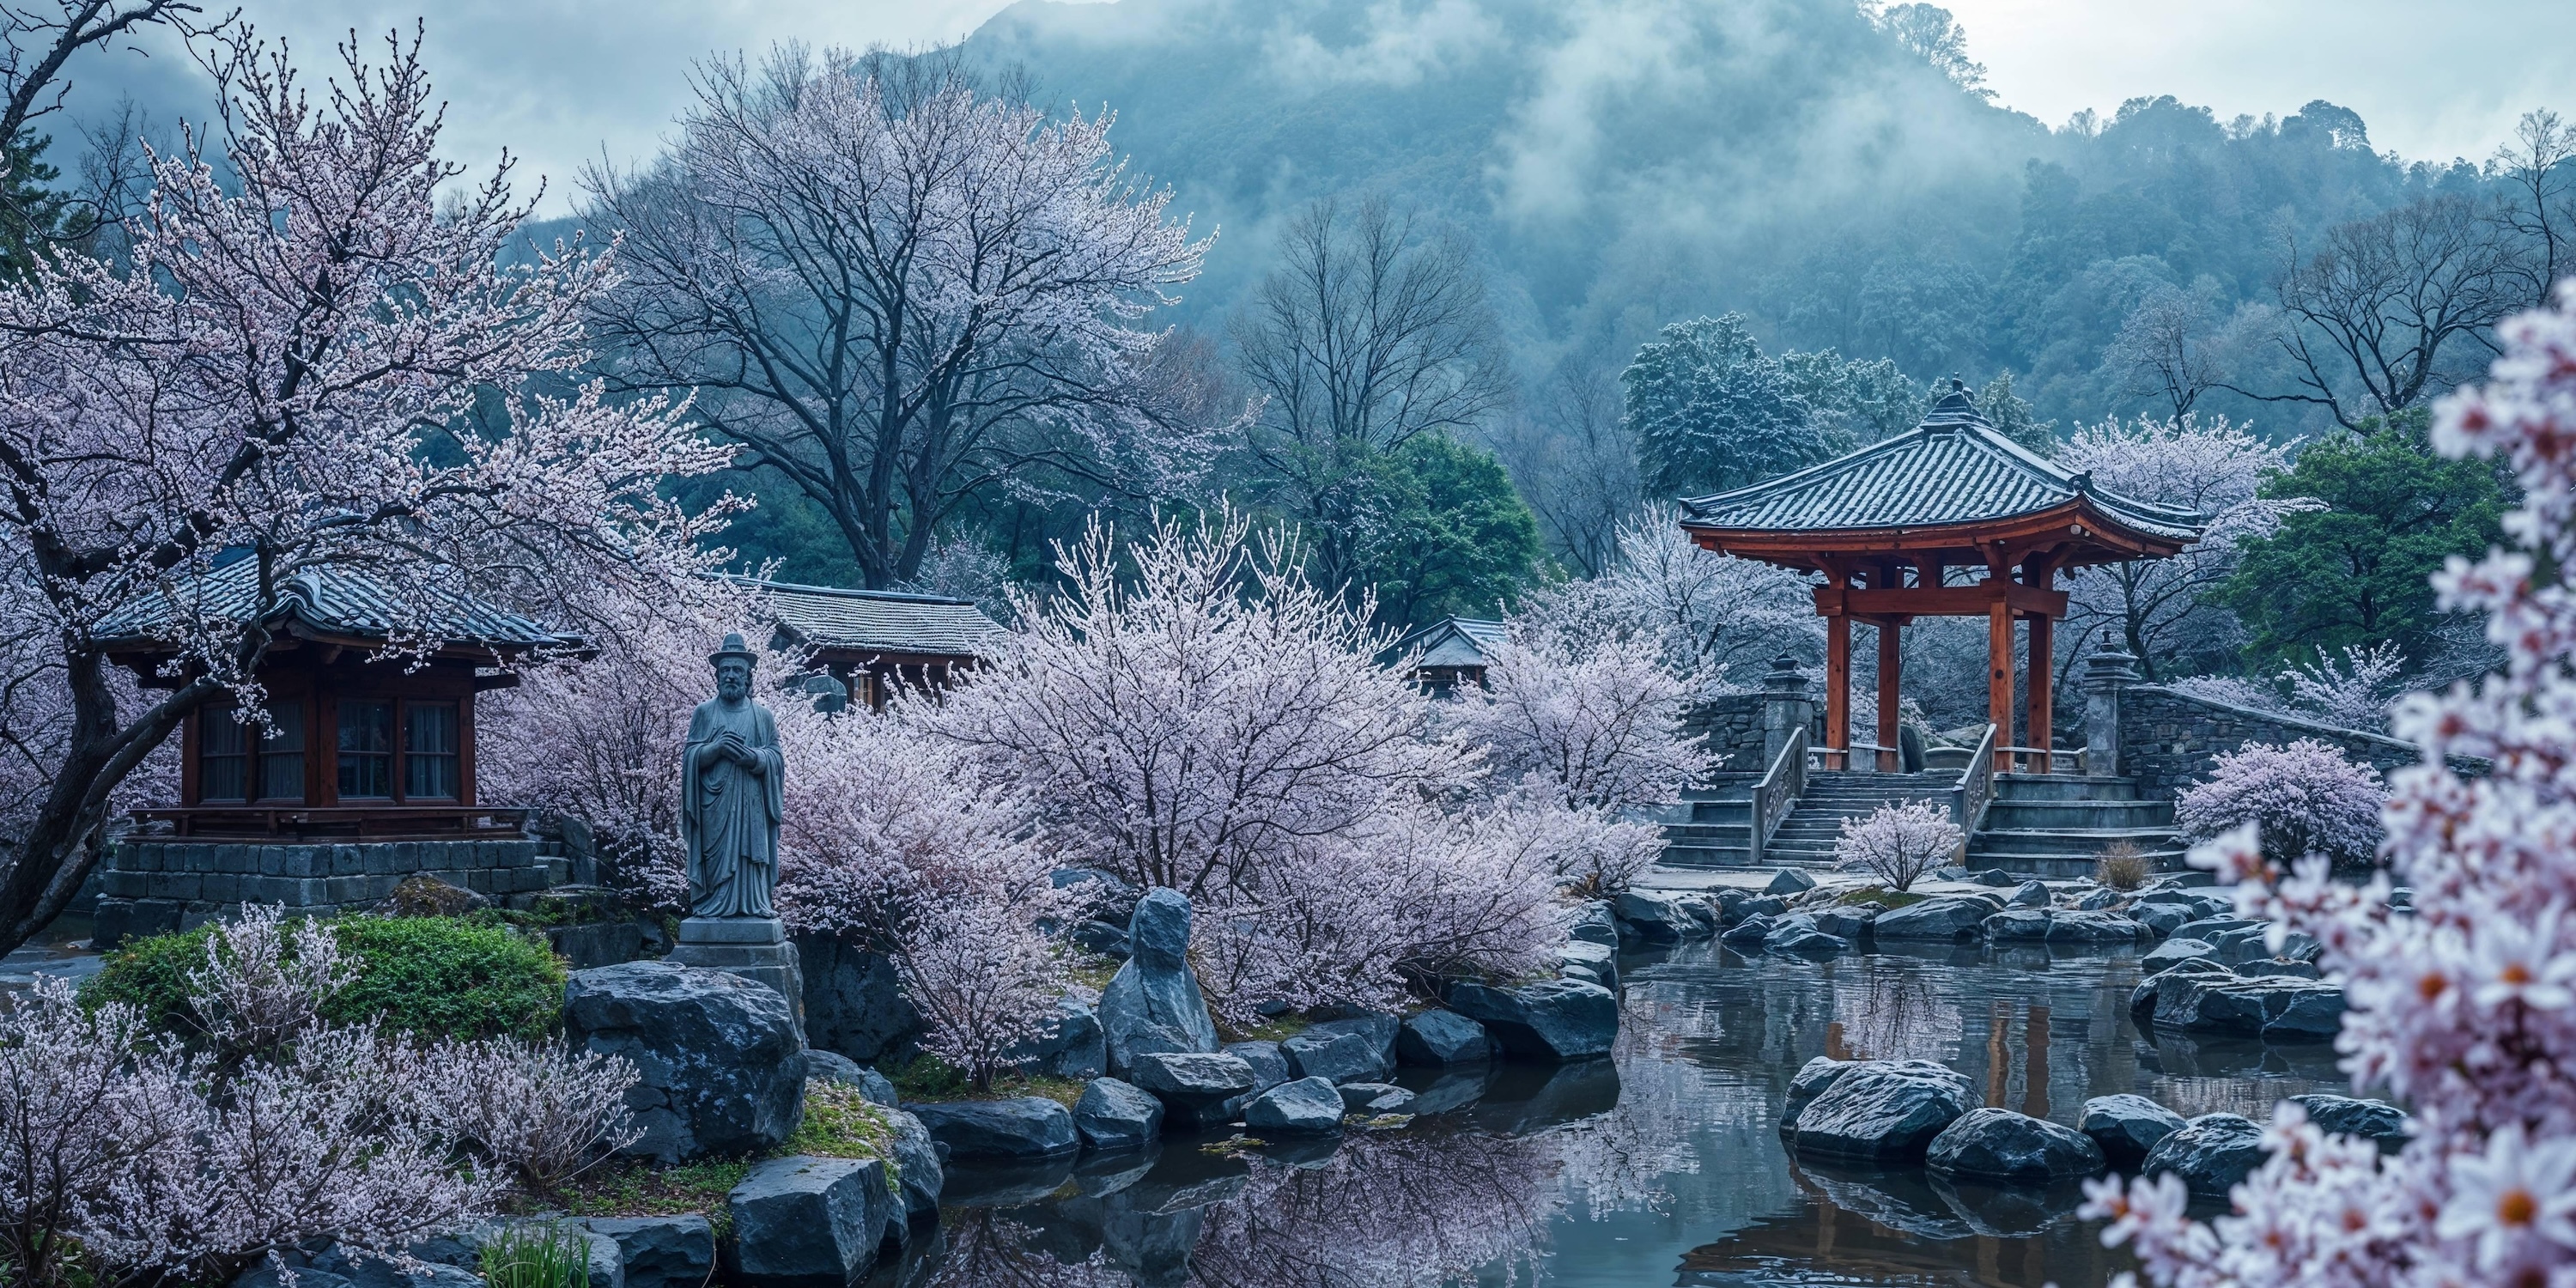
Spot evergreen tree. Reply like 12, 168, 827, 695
1347, 434, 1540, 631
1625, 315, 1824, 499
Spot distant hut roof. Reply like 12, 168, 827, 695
1679, 381, 2202, 571
732, 574, 1004, 661
95, 558, 580, 659
1382, 617, 1508, 671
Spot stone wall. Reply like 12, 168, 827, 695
2113, 684, 2480, 799
1679, 696, 1766, 773
91, 837, 559, 949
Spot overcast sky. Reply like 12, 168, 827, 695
47, 0, 2576, 216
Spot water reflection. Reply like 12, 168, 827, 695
894, 939, 2353, 1287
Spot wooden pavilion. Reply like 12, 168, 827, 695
737, 574, 1003, 710
1678, 380, 2202, 772
96, 559, 582, 838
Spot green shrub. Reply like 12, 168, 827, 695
84, 914, 565, 1042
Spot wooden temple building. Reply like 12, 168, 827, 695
95, 559, 581, 839
1382, 616, 1509, 696
1680, 380, 2202, 773
737, 574, 1004, 710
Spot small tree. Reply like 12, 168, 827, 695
1833, 800, 1962, 892
2281, 641, 2405, 732
1457, 626, 1711, 812
2175, 738, 2385, 868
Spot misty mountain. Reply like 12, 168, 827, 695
957, 0, 2452, 434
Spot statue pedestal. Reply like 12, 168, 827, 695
668, 916, 805, 1039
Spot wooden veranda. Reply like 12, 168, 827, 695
1679, 380, 2203, 775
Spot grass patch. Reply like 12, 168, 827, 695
1066, 961, 1121, 993
1219, 1014, 1311, 1045
785, 1083, 902, 1194
1838, 886, 1930, 910
84, 914, 564, 1042
556, 1159, 751, 1239
885, 1052, 1086, 1107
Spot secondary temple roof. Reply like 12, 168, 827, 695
1382, 616, 1508, 671
736, 575, 1005, 660
1678, 381, 2202, 570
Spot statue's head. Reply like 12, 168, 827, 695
709, 633, 758, 701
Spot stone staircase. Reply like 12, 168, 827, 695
1658, 769, 1963, 869
1964, 773, 2187, 878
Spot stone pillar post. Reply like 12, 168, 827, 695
2082, 649, 2142, 778
1761, 656, 1813, 772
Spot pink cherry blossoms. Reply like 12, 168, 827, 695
2174, 738, 2386, 868
2084, 281, 2576, 1286
1832, 799, 1962, 892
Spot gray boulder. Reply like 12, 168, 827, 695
2127, 957, 2236, 1017
878, 1105, 942, 1218
2174, 915, 2263, 943
1763, 922, 1851, 957
2141, 939, 2219, 972
2079, 1094, 2186, 1170
1002, 998, 1106, 1079
1281, 1026, 1390, 1085
1244, 1076, 1345, 1133
801, 1048, 868, 1087
795, 936, 920, 1064
1982, 909, 2053, 940
1926, 1108, 2106, 1181
1127, 1050, 1260, 1126
2134, 904, 2190, 936
1783, 1057, 1855, 1122
1071, 919, 1131, 959
1558, 939, 1619, 988
904, 1097, 1079, 1159
726, 1156, 899, 1288
1766, 868, 1819, 896
1781, 1060, 1980, 1162
1566, 901, 1619, 945
1971, 868, 2019, 886
585, 1217, 716, 1288
1810, 907, 1875, 941
1224, 1040, 1291, 1092
2045, 910, 2154, 943
1445, 979, 1619, 1061
2006, 880, 2050, 908
2291, 1094, 2409, 1149
2239, 957, 2323, 979
1337, 1082, 1414, 1114
1719, 913, 1777, 948
562, 961, 805, 1163
2142, 1114, 2267, 1197
1613, 888, 1704, 941
1872, 896, 1996, 940
1396, 1010, 1492, 1066
2075, 888, 2123, 911
1100, 889, 1222, 1074
2138, 971, 2346, 1041
1074, 1078, 1164, 1151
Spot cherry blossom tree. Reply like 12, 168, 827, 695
0, 29, 732, 953
1456, 624, 1712, 811
2056, 415, 2318, 679
2084, 282, 2576, 1288
2281, 642, 2407, 732
1519, 504, 1816, 683
2, 905, 633, 1288
587, 48, 1218, 589
2174, 738, 2385, 869
1833, 800, 1961, 891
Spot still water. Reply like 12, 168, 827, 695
885, 939, 2352, 1288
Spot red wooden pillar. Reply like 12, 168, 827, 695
1988, 595, 2014, 772
1825, 611, 1851, 771
2027, 611, 2054, 773
1876, 619, 1902, 772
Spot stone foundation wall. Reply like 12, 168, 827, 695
2114, 685, 2482, 799
91, 837, 559, 949
1680, 695, 1825, 775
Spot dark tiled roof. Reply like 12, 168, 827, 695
737, 575, 1003, 660
1382, 617, 1507, 670
1679, 386, 2202, 542
94, 559, 576, 651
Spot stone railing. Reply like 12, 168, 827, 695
1749, 725, 1807, 864
1950, 722, 1996, 832
2081, 648, 2486, 800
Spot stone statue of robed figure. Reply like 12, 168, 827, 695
668, 634, 804, 1034
683, 634, 785, 919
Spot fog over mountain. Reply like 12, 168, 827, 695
949, 0, 2458, 435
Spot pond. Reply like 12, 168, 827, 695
880, 939, 2352, 1288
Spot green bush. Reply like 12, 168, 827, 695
479, 1222, 591, 1288
85, 914, 565, 1042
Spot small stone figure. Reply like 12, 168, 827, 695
683, 633, 785, 920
